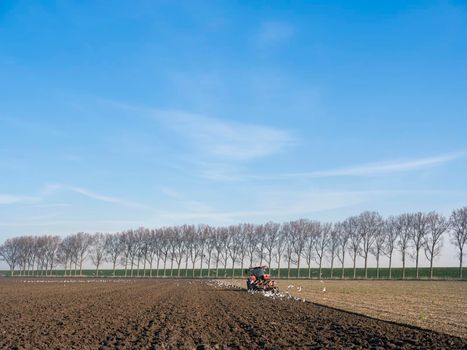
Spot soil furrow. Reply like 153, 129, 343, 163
0, 278, 465, 349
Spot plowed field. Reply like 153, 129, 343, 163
0, 278, 465, 349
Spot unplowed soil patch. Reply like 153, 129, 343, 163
227, 279, 467, 338
0, 278, 465, 349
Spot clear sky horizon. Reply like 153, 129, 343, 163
0, 1, 466, 266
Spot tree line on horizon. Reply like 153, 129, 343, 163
1, 207, 466, 280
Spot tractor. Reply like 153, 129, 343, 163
246, 266, 277, 292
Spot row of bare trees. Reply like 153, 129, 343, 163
1, 207, 466, 279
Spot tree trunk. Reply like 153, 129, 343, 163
388, 254, 392, 279
415, 249, 420, 279
297, 256, 301, 278
402, 253, 406, 279
364, 253, 368, 279
376, 254, 380, 279
112, 260, 116, 277
277, 257, 281, 278
136, 257, 140, 277
200, 249, 204, 278
460, 249, 464, 280
353, 253, 357, 279
341, 252, 345, 279
330, 257, 334, 279
430, 256, 434, 280
207, 253, 212, 278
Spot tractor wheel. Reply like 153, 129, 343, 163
246, 280, 251, 290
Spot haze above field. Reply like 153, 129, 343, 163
0, 1, 466, 267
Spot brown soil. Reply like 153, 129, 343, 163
0, 278, 465, 350
228, 279, 467, 339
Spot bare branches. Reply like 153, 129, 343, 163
450, 207, 467, 279
423, 212, 449, 279
0, 207, 463, 279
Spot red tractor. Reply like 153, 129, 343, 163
246, 266, 277, 292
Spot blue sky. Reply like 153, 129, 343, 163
0, 0, 466, 259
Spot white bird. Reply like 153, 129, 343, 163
322, 287, 326, 292
297, 286, 302, 292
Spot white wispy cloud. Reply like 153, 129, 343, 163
153, 110, 294, 161
41, 184, 153, 210
97, 99, 295, 162
0, 194, 39, 205
256, 152, 467, 180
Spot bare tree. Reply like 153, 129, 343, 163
188, 226, 202, 277
257, 225, 267, 266
302, 221, 319, 279
282, 223, 294, 278
336, 222, 350, 279
383, 216, 400, 279
274, 224, 287, 278
135, 228, 149, 277
0, 238, 20, 276
105, 233, 123, 276
411, 212, 429, 279
171, 226, 187, 277
290, 219, 308, 278
358, 211, 383, 279
244, 223, 258, 268
262, 222, 280, 276
236, 224, 248, 277
90, 233, 106, 277
346, 216, 361, 278
213, 227, 229, 278
197, 225, 208, 278
58, 236, 74, 276
423, 212, 449, 279
450, 207, 467, 279
146, 229, 160, 277
45, 236, 61, 275
203, 226, 216, 278
397, 213, 412, 279
370, 226, 385, 279
35, 236, 48, 275
120, 230, 134, 277
159, 228, 171, 277
328, 224, 340, 279
314, 222, 331, 279
227, 225, 242, 278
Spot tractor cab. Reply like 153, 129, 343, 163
249, 266, 268, 280
246, 266, 276, 291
